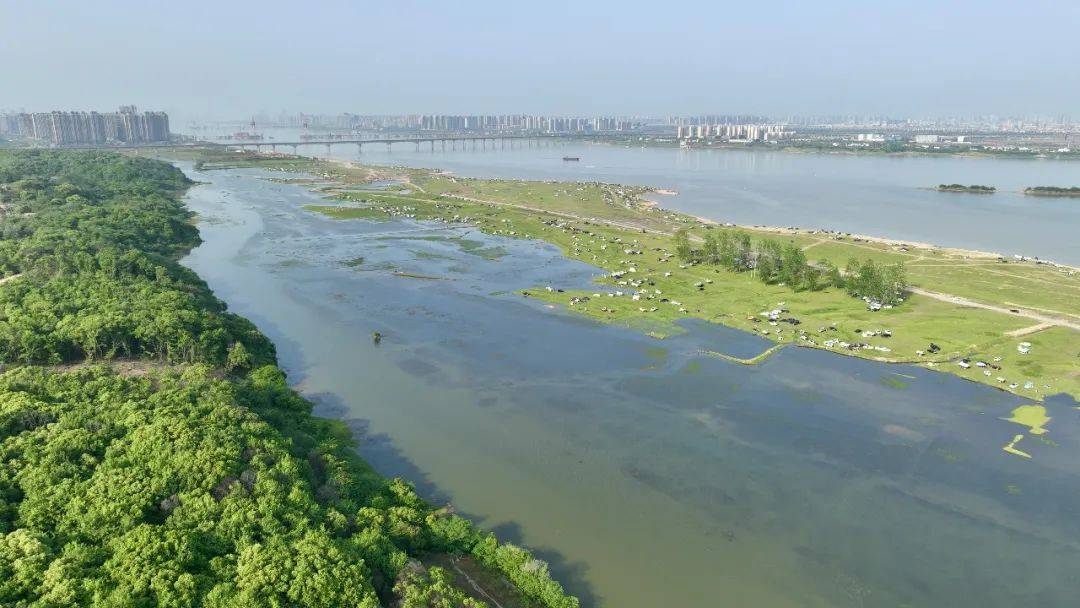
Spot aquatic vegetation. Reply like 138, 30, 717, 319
700, 344, 786, 365
880, 376, 909, 389
644, 346, 669, 361
412, 249, 455, 261
277, 257, 308, 268
933, 446, 964, 464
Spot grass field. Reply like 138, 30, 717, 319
188, 149, 1080, 401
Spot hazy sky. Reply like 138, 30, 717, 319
2, 0, 1078, 121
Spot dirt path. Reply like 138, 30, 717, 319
1004, 302, 1080, 321
909, 287, 1080, 332
1006, 322, 1055, 337
449, 557, 506, 608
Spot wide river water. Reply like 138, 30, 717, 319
231, 133, 1080, 265
178, 161, 1080, 607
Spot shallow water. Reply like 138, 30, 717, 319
181, 164, 1080, 607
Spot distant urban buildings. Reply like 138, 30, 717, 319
415, 114, 638, 133
258, 112, 642, 134
0, 106, 170, 145
675, 123, 794, 142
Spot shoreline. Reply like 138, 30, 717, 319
639, 187, 1077, 270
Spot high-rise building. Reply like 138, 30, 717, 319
0, 106, 170, 145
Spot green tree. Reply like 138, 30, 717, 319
226, 342, 253, 372
702, 232, 721, 265
674, 229, 692, 262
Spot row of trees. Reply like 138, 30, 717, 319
675, 228, 908, 304
0, 151, 578, 608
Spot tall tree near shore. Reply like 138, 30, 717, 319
674, 229, 692, 262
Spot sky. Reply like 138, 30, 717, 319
2, 0, 1078, 122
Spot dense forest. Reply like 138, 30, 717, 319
0, 151, 576, 607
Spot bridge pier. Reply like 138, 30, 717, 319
356, 143, 363, 154
325, 143, 332, 155
290, 144, 298, 155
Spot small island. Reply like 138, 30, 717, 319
936, 184, 996, 193
1024, 186, 1080, 197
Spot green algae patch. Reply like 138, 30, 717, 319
880, 376, 909, 390
304, 204, 392, 220
412, 250, 454, 261
1003, 405, 1051, 435
700, 343, 786, 366
933, 446, 964, 464
644, 346, 669, 361
1033, 436, 1059, 447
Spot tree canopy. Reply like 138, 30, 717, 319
0, 150, 577, 608
676, 227, 907, 304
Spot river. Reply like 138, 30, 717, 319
179, 162, 1080, 607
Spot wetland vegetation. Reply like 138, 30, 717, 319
208, 149, 1077, 401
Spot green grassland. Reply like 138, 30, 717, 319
193, 150, 1080, 401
